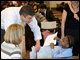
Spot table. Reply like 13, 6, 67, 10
52, 56, 79, 59
23, 50, 79, 59
38, 56, 79, 59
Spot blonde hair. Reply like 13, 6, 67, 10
4, 24, 25, 45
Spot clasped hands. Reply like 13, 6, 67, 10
50, 36, 60, 49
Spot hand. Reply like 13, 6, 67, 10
74, 14, 79, 21
61, 35, 64, 40
54, 36, 60, 41
35, 40, 41, 52
50, 43, 54, 49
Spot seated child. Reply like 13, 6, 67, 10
50, 35, 75, 58
1, 24, 25, 59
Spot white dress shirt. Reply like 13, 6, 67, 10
1, 7, 42, 41
44, 9, 47, 17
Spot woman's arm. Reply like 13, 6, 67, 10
61, 9, 67, 39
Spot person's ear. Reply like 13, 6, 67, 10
66, 44, 69, 48
20, 15, 24, 18
20, 15, 24, 20
44, 8, 45, 11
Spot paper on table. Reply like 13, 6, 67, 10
43, 32, 58, 46
30, 46, 36, 59
37, 46, 52, 59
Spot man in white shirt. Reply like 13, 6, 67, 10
1, 5, 42, 52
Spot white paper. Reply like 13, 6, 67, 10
30, 46, 36, 59
43, 32, 58, 46
37, 46, 62, 59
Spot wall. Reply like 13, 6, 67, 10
44, 1, 50, 7
44, 1, 70, 9
50, 1, 64, 8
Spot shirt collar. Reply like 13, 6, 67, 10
3, 41, 18, 48
44, 9, 47, 14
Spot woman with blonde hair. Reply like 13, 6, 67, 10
1, 24, 25, 59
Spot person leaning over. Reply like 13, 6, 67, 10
1, 5, 42, 52
1, 24, 25, 59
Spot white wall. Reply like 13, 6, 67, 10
44, 1, 70, 9
44, 1, 50, 7
50, 1, 64, 8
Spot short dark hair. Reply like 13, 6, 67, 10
19, 5, 35, 17
66, 35, 75, 48
39, 4, 47, 9
43, 28, 57, 33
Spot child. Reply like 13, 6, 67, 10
50, 35, 75, 58
1, 24, 25, 59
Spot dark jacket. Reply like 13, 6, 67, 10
42, 9, 61, 25
46, 9, 57, 21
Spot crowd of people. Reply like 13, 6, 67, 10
1, 1, 44, 11
1, 1, 79, 59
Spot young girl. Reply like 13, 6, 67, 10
50, 35, 75, 58
1, 24, 25, 59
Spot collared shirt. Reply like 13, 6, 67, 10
1, 41, 21, 59
1, 7, 42, 41
44, 9, 46, 17
51, 39, 73, 58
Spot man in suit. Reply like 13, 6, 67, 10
38, 4, 61, 38
38, 4, 57, 21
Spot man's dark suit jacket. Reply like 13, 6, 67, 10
42, 9, 61, 25
45, 9, 57, 21
41, 9, 61, 38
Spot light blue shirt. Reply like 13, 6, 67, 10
51, 39, 72, 58
1, 7, 42, 41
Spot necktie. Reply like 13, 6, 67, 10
21, 21, 24, 27
21, 21, 26, 58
